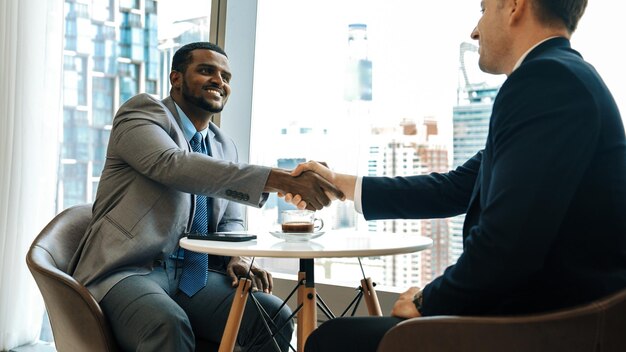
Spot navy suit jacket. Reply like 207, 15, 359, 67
362, 38, 626, 316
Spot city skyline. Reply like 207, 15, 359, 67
57, 1, 625, 287
247, 17, 491, 287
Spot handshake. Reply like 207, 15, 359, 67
264, 161, 354, 211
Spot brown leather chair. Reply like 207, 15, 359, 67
377, 288, 626, 352
26, 204, 218, 352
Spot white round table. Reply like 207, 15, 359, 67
180, 231, 432, 351
179, 230, 432, 259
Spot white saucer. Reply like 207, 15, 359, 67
269, 231, 325, 242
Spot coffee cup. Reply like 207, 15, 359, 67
281, 210, 324, 233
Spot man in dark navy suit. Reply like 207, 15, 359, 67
288, 0, 626, 351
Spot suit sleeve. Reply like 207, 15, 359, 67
216, 136, 246, 232
362, 151, 481, 220
108, 94, 271, 208
421, 59, 601, 315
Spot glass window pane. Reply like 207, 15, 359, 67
58, 0, 212, 211
248, 0, 495, 288
92, 77, 114, 126
246, 1, 626, 288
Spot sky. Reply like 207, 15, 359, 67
571, 2, 626, 115
157, 0, 210, 37
157, 0, 626, 149
153, 0, 626, 279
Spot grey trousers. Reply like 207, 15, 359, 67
100, 258, 294, 352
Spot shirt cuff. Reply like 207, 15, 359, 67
354, 176, 364, 214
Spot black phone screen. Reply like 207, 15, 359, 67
186, 232, 257, 242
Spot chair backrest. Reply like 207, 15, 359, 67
26, 204, 120, 352
377, 288, 626, 352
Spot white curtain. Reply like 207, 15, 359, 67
0, 0, 64, 349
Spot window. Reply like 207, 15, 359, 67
245, 0, 494, 288
56, 0, 626, 287
57, 0, 212, 211
93, 24, 117, 74
63, 55, 87, 107
243, 0, 626, 289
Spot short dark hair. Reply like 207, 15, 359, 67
171, 42, 228, 73
532, 0, 588, 33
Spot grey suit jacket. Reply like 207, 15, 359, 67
69, 93, 271, 301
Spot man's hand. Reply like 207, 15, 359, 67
291, 161, 336, 182
264, 168, 344, 211
391, 286, 422, 319
281, 161, 356, 209
226, 256, 273, 293
278, 161, 337, 209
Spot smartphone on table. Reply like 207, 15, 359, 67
186, 232, 257, 242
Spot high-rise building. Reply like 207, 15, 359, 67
345, 23, 372, 102
343, 23, 373, 177
365, 118, 450, 288
417, 118, 451, 286
254, 23, 375, 281
59, 0, 159, 211
366, 134, 423, 287
158, 16, 211, 97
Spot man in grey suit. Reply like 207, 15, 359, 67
69, 42, 342, 351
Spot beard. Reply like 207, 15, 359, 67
181, 80, 224, 113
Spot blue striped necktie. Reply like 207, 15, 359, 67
179, 132, 211, 297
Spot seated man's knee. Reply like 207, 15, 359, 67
151, 309, 193, 336
274, 301, 294, 326
134, 294, 195, 350
244, 292, 294, 351
264, 293, 294, 332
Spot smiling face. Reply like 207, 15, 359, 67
471, 0, 513, 75
171, 49, 232, 115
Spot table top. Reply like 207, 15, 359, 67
179, 230, 433, 259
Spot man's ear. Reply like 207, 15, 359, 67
170, 71, 182, 89
509, 0, 528, 25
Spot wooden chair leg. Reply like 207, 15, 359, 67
361, 277, 382, 316
296, 272, 306, 352
219, 278, 252, 352
299, 286, 317, 351
297, 271, 318, 351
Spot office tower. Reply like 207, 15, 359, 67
158, 16, 211, 96
345, 23, 372, 102
367, 132, 423, 287
343, 23, 373, 177
59, 0, 159, 211
265, 23, 375, 282
417, 118, 451, 286
449, 42, 500, 262
255, 23, 375, 281
365, 118, 450, 288
335, 23, 371, 241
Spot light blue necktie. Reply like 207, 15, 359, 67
179, 132, 211, 297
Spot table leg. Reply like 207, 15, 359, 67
219, 277, 252, 352
360, 277, 382, 316
297, 259, 317, 352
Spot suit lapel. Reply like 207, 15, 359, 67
161, 96, 229, 232
161, 96, 189, 150
161, 96, 195, 231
